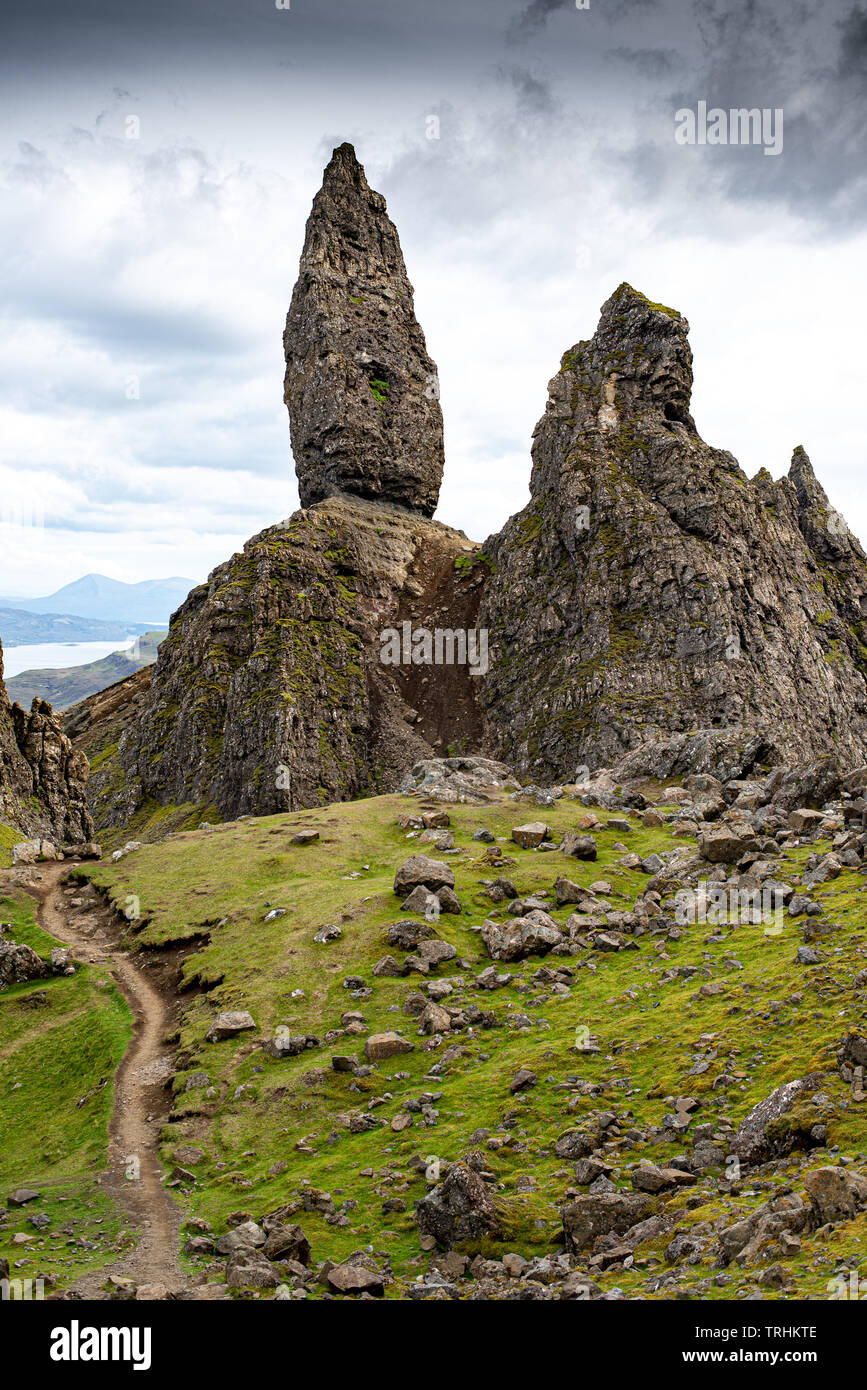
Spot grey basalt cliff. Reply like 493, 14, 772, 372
478, 282, 867, 777
110, 495, 485, 824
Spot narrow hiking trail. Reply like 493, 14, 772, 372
23, 861, 186, 1297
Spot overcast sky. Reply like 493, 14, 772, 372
1, 0, 865, 596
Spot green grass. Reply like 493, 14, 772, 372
369, 378, 389, 406
0, 891, 133, 1286
0, 823, 24, 869
66, 788, 867, 1297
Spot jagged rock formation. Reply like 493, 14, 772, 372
0, 637, 93, 842
284, 143, 445, 517
95, 495, 485, 827
73, 151, 867, 835
65, 665, 153, 831
478, 283, 867, 779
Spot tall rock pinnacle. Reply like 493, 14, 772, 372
529, 282, 696, 501
283, 143, 445, 516
479, 283, 867, 778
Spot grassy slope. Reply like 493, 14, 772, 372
71, 789, 867, 1299
0, 891, 133, 1285
0, 825, 24, 870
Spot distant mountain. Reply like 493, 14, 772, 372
0, 607, 154, 647
0, 574, 195, 625
6, 632, 165, 712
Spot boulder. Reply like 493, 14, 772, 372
364, 1032, 414, 1061
261, 1032, 318, 1059
387, 919, 437, 950
372, 954, 405, 978
262, 1223, 311, 1264
401, 885, 442, 915
480, 914, 562, 962
562, 1193, 656, 1253
326, 1253, 387, 1296
183, 1236, 215, 1256
11, 838, 57, 865
393, 855, 455, 895
718, 1195, 812, 1266
511, 822, 551, 849
0, 942, 51, 986
560, 833, 598, 861
510, 1068, 537, 1094
436, 886, 462, 914
7, 1187, 41, 1207
225, 1249, 280, 1289
554, 1131, 597, 1160
554, 876, 597, 907
413, 939, 456, 967
418, 1002, 452, 1035
631, 1164, 696, 1194
205, 1011, 256, 1043
803, 1167, 867, 1224
838, 1031, 867, 1072
398, 757, 520, 801
698, 825, 758, 863
215, 1221, 266, 1255
416, 1163, 503, 1248
788, 808, 826, 834
730, 1073, 825, 1165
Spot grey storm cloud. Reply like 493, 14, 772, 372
588, 0, 867, 230
508, 0, 659, 38
1, 0, 866, 592
609, 46, 677, 78
498, 66, 558, 115
509, 0, 571, 37
837, 4, 867, 76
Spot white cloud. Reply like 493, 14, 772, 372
1, 0, 865, 598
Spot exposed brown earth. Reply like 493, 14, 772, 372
22, 862, 184, 1297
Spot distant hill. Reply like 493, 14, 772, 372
0, 607, 154, 647
0, 573, 195, 625
5, 631, 165, 712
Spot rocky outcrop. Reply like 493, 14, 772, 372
398, 756, 519, 801
415, 1163, 503, 1248
0, 637, 93, 843
478, 283, 867, 779
74, 150, 867, 834
105, 494, 486, 826
0, 937, 52, 985
65, 665, 152, 831
730, 1074, 826, 1165
803, 1167, 867, 1225
284, 143, 445, 517
561, 1192, 656, 1253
